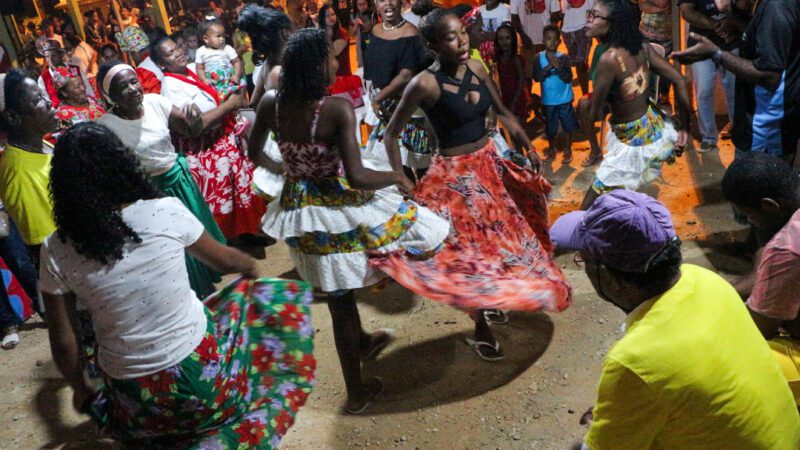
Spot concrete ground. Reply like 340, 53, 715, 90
0, 124, 753, 449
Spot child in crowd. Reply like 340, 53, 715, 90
532, 25, 577, 163
494, 24, 529, 130
183, 26, 199, 63
195, 19, 244, 99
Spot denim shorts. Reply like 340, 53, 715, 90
543, 102, 580, 139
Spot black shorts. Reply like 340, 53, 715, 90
543, 102, 580, 139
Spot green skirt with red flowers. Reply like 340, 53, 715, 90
85, 277, 316, 449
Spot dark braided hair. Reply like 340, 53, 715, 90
598, 0, 644, 55
0, 69, 31, 134
278, 28, 329, 103
418, 7, 456, 45
50, 122, 161, 264
237, 4, 292, 67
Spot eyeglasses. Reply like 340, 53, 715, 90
586, 10, 610, 21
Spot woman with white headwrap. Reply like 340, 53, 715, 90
95, 60, 226, 299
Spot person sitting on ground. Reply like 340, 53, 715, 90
41, 122, 314, 447
533, 24, 578, 164
722, 153, 800, 405
551, 189, 800, 449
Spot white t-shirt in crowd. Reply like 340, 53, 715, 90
561, 0, 592, 33
39, 198, 207, 380
195, 44, 238, 74
510, 0, 560, 44
70, 41, 98, 77
161, 75, 218, 113
97, 94, 177, 176
402, 9, 422, 26
480, 3, 512, 33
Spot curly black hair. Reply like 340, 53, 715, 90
722, 153, 800, 208
411, 0, 436, 17
50, 122, 162, 264
0, 69, 31, 133
418, 7, 456, 45
278, 28, 329, 103
597, 0, 644, 55
237, 4, 292, 67
493, 23, 517, 63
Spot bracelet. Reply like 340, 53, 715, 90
711, 49, 724, 65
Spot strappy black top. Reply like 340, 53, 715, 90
423, 66, 491, 149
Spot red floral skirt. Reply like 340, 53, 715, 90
372, 141, 572, 312
175, 126, 266, 238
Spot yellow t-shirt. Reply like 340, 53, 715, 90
585, 264, 800, 450
0, 144, 56, 246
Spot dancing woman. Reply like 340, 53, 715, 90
96, 61, 225, 298
363, 0, 434, 178
249, 28, 449, 414
376, 8, 572, 361
237, 5, 294, 107
580, 0, 691, 209
42, 122, 314, 448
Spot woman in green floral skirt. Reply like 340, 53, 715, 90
40, 122, 314, 449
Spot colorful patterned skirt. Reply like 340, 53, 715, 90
175, 125, 267, 239
85, 277, 315, 449
593, 105, 678, 193
363, 89, 433, 170
260, 166, 450, 293
372, 141, 572, 312
151, 156, 225, 299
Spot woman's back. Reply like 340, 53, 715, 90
39, 197, 207, 380
605, 46, 651, 123
275, 97, 343, 179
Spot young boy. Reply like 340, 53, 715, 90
532, 24, 578, 164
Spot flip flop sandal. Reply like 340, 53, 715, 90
465, 337, 506, 362
344, 376, 385, 415
361, 328, 396, 362
483, 310, 509, 325
2, 329, 20, 350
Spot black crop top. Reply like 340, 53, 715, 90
423, 67, 491, 149
363, 34, 432, 89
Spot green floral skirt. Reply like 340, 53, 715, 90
85, 277, 315, 449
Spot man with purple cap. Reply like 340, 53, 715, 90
552, 190, 800, 449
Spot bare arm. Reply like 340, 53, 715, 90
333, 38, 348, 57
187, 231, 260, 278
384, 73, 436, 172
647, 45, 691, 130
199, 92, 243, 132
43, 292, 94, 412
195, 61, 207, 83
587, 53, 618, 127
330, 98, 408, 191
247, 92, 284, 174
250, 64, 269, 107
371, 68, 415, 106
679, 3, 716, 30
511, 14, 533, 47
232, 57, 243, 84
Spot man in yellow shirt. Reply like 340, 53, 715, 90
551, 189, 800, 450
0, 70, 58, 261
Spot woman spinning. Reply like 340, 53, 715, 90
249, 29, 449, 414
42, 122, 313, 448
363, 0, 434, 179
580, 0, 691, 209
376, 8, 572, 361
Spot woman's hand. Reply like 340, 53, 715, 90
396, 172, 416, 197
182, 102, 203, 135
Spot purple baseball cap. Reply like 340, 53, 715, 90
550, 190, 677, 273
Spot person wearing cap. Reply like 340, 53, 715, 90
551, 189, 800, 449
722, 153, 800, 405
37, 39, 96, 109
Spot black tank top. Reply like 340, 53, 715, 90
423, 66, 491, 149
